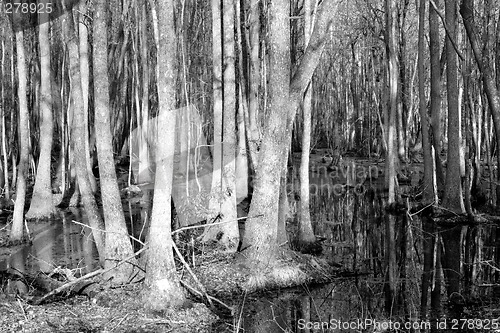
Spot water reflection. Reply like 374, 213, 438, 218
240, 159, 500, 331
1, 209, 99, 282
237, 279, 387, 333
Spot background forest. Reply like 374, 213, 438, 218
0, 0, 499, 331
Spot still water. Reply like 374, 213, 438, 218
1, 158, 499, 332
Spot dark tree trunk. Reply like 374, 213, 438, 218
442, 0, 465, 312
461, 0, 500, 207
429, 0, 445, 192
419, 0, 437, 318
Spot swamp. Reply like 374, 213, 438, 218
0, 0, 500, 332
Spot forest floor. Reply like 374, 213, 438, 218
0, 286, 221, 333
0, 247, 340, 333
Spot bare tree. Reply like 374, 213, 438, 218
62, 9, 105, 256
142, 0, 186, 310
441, 0, 465, 308
93, 0, 138, 283
244, 0, 337, 282
384, 0, 398, 314
26, 10, 54, 220
297, 0, 317, 250
219, 0, 240, 250
10, 29, 29, 241
202, 0, 240, 250
78, 1, 97, 193
418, 0, 437, 317
461, 0, 500, 205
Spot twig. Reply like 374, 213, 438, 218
172, 241, 213, 307
24, 219, 31, 241
110, 313, 130, 332
180, 280, 232, 311
72, 219, 145, 246
138, 210, 148, 243
433, 204, 461, 217
17, 298, 27, 321
409, 201, 435, 217
172, 214, 263, 235
429, 0, 465, 62
235, 292, 247, 333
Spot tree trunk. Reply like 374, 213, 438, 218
298, 0, 316, 249
142, 0, 186, 310
429, 0, 445, 193
384, 0, 399, 314
244, 0, 291, 271
137, 1, 152, 185
442, 0, 465, 308
419, 0, 431, 317
219, 0, 240, 250
26, 11, 54, 220
461, 0, 500, 207
93, 0, 137, 284
62, 10, 105, 257
79, 1, 97, 193
10, 29, 28, 241
244, 0, 336, 276
246, 0, 261, 169
202, 0, 234, 247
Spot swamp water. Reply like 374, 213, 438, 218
1, 157, 499, 332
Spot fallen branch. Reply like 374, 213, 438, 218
32, 268, 104, 305
33, 246, 148, 305
172, 241, 213, 307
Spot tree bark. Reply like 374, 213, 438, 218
93, 0, 138, 284
298, 0, 316, 248
441, 0, 465, 308
461, 0, 500, 207
26, 11, 54, 220
142, 0, 186, 310
10, 29, 28, 241
78, 1, 97, 193
244, 0, 291, 269
219, 0, 240, 250
384, 0, 399, 314
202, 0, 233, 246
429, 0, 445, 192
246, 0, 261, 169
62, 10, 105, 257
244, 0, 336, 271
419, 0, 437, 318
